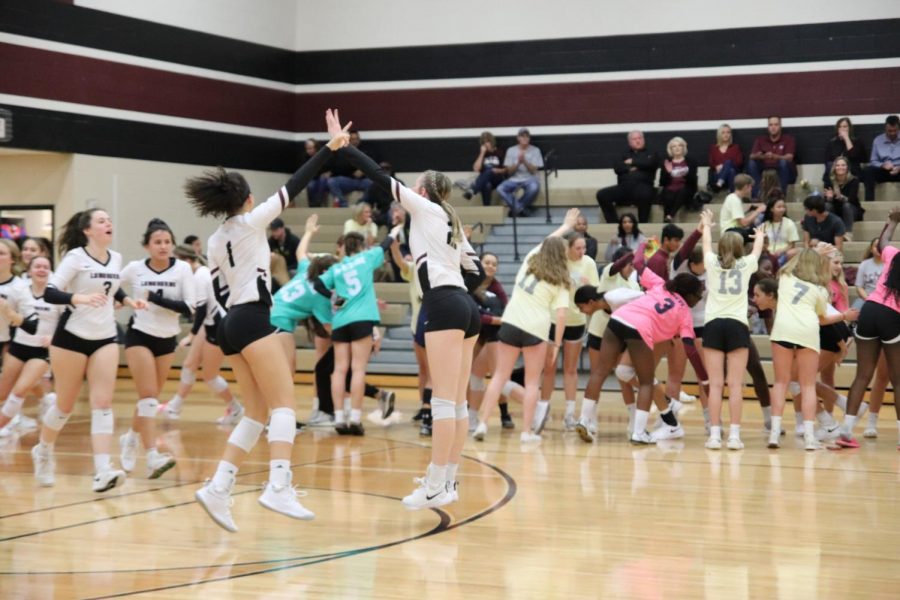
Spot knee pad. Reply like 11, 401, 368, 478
267, 407, 296, 444
455, 402, 468, 420
206, 376, 228, 394
136, 397, 159, 418
179, 367, 196, 385
615, 365, 636, 382
43, 404, 70, 432
431, 397, 456, 421
90, 408, 114, 435
468, 375, 486, 391
788, 381, 801, 396
227, 417, 265, 452
1, 394, 24, 418
501, 381, 517, 397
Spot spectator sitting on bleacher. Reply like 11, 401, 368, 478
757, 170, 782, 207
604, 212, 646, 263
747, 116, 796, 198
326, 129, 378, 207
497, 128, 544, 217
823, 156, 863, 239
302, 138, 331, 207
761, 196, 800, 267
823, 117, 866, 185
573, 213, 598, 261
461, 131, 507, 206
801, 194, 844, 251
268, 218, 300, 273
853, 239, 884, 309
863, 114, 900, 201
659, 136, 698, 223
719, 174, 764, 235
343, 202, 378, 247
597, 130, 659, 224
707, 123, 743, 192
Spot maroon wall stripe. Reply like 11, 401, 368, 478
3, 43, 898, 133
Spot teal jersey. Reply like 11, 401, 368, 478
270, 258, 333, 330
319, 247, 384, 329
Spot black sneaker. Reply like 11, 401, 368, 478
500, 414, 515, 429
348, 422, 365, 436
419, 412, 433, 437
378, 390, 396, 419
335, 422, 351, 435
412, 407, 425, 422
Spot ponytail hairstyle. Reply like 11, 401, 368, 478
342, 232, 365, 257
717, 231, 745, 270
574, 285, 603, 305
173, 243, 201, 266
184, 167, 251, 218
780, 248, 829, 287
665, 272, 703, 303
142, 218, 175, 246
58, 208, 104, 255
422, 170, 463, 247
307, 254, 339, 281
526, 237, 570, 288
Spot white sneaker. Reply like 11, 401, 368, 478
378, 390, 396, 419
307, 410, 335, 428
705, 436, 722, 450
575, 418, 594, 443
804, 434, 823, 451
794, 424, 805, 437
727, 437, 744, 451
195, 481, 237, 532
563, 413, 577, 432
402, 477, 452, 510
630, 430, 654, 445
258, 481, 315, 521
815, 425, 840, 442
31, 444, 55, 486
863, 427, 878, 439
520, 431, 542, 443
651, 425, 684, 441
16, 414, 38, 433
92, 468, 126, 493
146, 450, 176, 479
0, 414, 18, 438
158, 402, 181, 420
449, 481, 459, 503
767, 428, 781, 449
217, 403, 244, 427
472, 421, 487, 441
679, 391, 697, 404
119, 432, 139, 473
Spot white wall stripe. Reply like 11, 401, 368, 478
3, 32, 897, 94
0, 93, 890, 142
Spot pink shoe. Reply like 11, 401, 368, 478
835, 437, 860, 449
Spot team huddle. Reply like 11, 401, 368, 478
1, 109, 898, 532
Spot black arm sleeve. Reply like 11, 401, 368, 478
43, 286, 74, 305
147, 290, 192, 317
462, 260, 486, 293
190, 303, 208, 335
19, 314, 39, 335
379, 235, 394, 253
339, 146, 393, 192
313, 277, 332, 299
114, 288, 128, 303
284, 146, 335, 199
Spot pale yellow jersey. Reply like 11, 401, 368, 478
719, 193, 746, 231
503, 266, 569, 341
565, 255, 601, 326
763, 217, 799, 255
770, 273, 828, 352
703, 252, 758, 326
588, 263, 641, 337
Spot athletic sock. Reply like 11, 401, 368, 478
269, 459, 291, 486
842, 414, 858, 437
447, 463, 459, 483
565, 400, 575, 417
168, 394, 184, 412
212, 460, 238, 491
93, 453, 111, 472
580, 399, 597, 422
728, 425, 741, 439
794, 411, 804, 429
709, 425, 722, 440
426, 463, 447, 491
867, 412, 879, 430
817, 410, 836, 428
350, 408, 362, 423
771, 415, 783, 435
803, 420, 815, 439
633, 409, 649, 434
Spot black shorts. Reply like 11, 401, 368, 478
479, 324, 500, 344
702, 318, 750, 353
819, 323, 850, 353
510, 366, 525, 386
8, 341, 48, 363
124, 327, 177, 357
204, 323, 220, 346
51, 327, 117, 357
331, 320, 376, 343
693, 326, 705, 339
586, 333, 602, 351
773, 340, 809, 351
498, 323, 544, 348
422, 286, 480, 338
413, 307, 427, 348
855, 301, 900, 344
218, 302, 276, 356
548, 324, 586, 342
607, 319, 642, 344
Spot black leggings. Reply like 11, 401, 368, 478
746, 339, 771, 408
314, 346, 380, 414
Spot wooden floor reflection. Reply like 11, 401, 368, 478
1, 380, 899, 599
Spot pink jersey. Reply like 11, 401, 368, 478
866, 245, 900, 313
610, 268, 695, 348
829, 279, 849, 312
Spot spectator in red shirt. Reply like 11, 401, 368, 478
659, 136, 698, 223
707, 123, 744, 192
747, 116, 796, 198
635, 223, 700, 281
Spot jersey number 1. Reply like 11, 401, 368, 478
226, 241, 236, 267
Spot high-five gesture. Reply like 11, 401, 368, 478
324, 108, 352, 150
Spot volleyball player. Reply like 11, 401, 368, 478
329, 112, 484, 509
190, 111, 349, 531
33, 208, 146, 491
119, 219, 195, 479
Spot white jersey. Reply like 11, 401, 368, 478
391, 179, 480, 292
0, 276, 28, 343
208, 186, 287, 309
120, 258, 196, 338
48, 247, 123, 340
194, 265, 225, 326
14, 285, 64, 347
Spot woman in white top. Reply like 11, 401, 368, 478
331, 112, 485, 511
17, 237, 52, 281
119, 219, 196, 480
604, 213, 647, 263
343, 202, 378, 247
33, 209, 146, 493
761, 197, 799, 268
189, 111, 349, 532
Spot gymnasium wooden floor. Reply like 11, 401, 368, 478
1, 380, 899, 599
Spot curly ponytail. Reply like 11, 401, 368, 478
184, 167, 251, 218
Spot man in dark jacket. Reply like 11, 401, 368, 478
596, 131, 659, 223
268, 218, 300, 272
